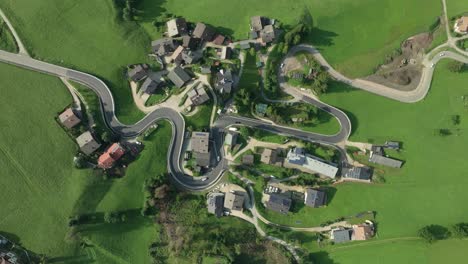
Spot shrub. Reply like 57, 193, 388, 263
418, 225, 451, 243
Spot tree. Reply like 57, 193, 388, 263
101, 131, 111, 143
418, 225, 451, 243
249, 47, 256, 57
447, 61, 465, 73
104, 212, 120, 223
452, 223, 468, 237
293, 34, 302, 45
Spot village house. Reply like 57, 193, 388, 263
212, 34, 226, 45
342, 166, 373, 181
385, 141, 400, 150
369, 152, 403, 168
127, 64, 149, 82
304, 188, 327, 208
182, 35, 200, 50
151, 38, 176, 56
214, 69, 233, 94
170, 46, 185, 64
181, 50, 202, 65
331, 228, 352, 244
166, 18, 187, 37
219, 46, 232, 60
200, 65, 212, 74
140, 75, 164, 95
351, 224, 375, 241
191, 131, 211, 167
266, 193, 291, 214
250, 16, 276, 44
256, 103, 268, 117
284, 147, 338, 179
207, 192, 225, 217
186, 85, 210, 106
242, 154, 254, 165
58, 108, 81, 129
97, 142, 125, 169
224, 191, 245, 212
224, 131, 238, 149
76, 131, 101, 155
193, 22, 216, 41
167, 66, 191, 88
454, 16, 468, 34
261, 148, 277, 164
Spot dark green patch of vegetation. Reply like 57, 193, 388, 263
0, 18, 18, 53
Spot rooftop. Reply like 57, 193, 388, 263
369, 153, 403, 168
224, 192, 245, 211
207, 193, 225, 217
304, 188, 327, 208
168, 66, 191, 88
266, 193, 291, 214
191, 132, 210, 153
286, 148, 338, 178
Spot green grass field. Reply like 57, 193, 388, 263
259, 61, 468, 237
0, 63, 91, 259
446, 0, 468, 18
0, 17, 18, 53
140, 0, 440, 77
185, 101, 213, 131
0, 0, 149, 124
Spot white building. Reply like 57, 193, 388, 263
284, 147, 338, 178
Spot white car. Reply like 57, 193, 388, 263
430, 63, 435, 68
439, 52, 445, 57
280, 63, 285, 68
201, 177, 208, 182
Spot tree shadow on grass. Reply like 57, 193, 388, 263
307, 28, 339, 47
135, 0, 168, 22
323, 186, 337, 206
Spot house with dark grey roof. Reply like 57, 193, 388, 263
193, 22, 216, 41
59, 108, 81, 129
167, 66, 191, 88
166, 18, 187, 37
224, 192, 245, 211
266, 193, 291, 214
200, 65, 211, 74
207, 193, 225, 217
369, 153, 403, 168
342, 166, 372, 181
385, 141, 400, 150
224, 132, 238, 148
127, 64, 149, 82
151, 38, 176, 56
181, 50, 202, 65
191, 132, 210, 167
140, 75, 163, 95
187, 85, 210, 106
182, 35, 200, 50
331, 229, 352, 244
220, 46, 232, 60
261, 148, 277, 164
214, 69, 233, 94
304, 188, 327, 208
76, 131, 101, 155
260, 25, 276, 44
250, 16, 267, 31
242, 154, 254, 165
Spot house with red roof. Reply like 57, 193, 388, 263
97, 143, 125, 169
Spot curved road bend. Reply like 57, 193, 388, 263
287, 45, 468, 103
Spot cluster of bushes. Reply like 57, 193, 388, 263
114, 0, 142, 21
264, 103, 318, 125
263, 10, 313, 96
418, 222, 468, 243
141, 173, 169, 216
447, 61, 466, 73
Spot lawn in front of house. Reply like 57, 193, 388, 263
0, 0, 148, 123
139, 0, 440, 77
253, 60, 468, 246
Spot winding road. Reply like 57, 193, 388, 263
1, 3, 467, 192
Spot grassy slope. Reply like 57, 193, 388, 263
0, 18, 18, 53
141, 0, 440, 77
80, 122, 172, 264
0, 63, 91, 258
261, 61, 468, 237
185, 102, 213, 131
0, 0, 148, 123
314, 238, 468, 264
446, 0, 468, 18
